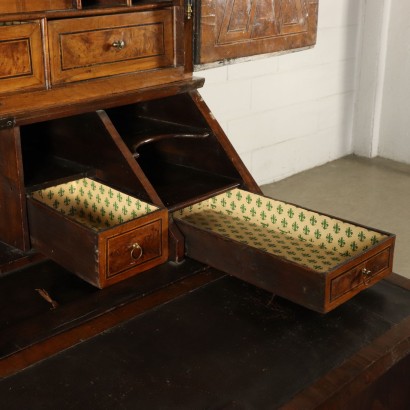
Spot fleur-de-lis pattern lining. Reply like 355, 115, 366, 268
174, 189, 387, 272
30, 178, 158, 232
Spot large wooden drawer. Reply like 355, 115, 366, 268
27, 178, 168, 288
48, 10, 175, 85
0, 21, 45, 94
174, 188, 395, 313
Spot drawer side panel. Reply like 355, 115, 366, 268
177, 220, 326, 312
27, 199, 98, 284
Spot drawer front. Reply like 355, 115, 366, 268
0, 1, 72, 13
48, 10, 175, 85
106, 218, 165, 279
0, 21, 45, 94
330, 247, 392, 302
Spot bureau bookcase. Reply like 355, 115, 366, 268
0, 0, 396, 375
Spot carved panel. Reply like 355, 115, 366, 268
195, 0, 318, 66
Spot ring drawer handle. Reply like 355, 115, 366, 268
112, 40, 125, 50
130, 243, 143, 261
362, 268, 372, 285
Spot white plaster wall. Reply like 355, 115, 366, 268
378, 1, 410, 164
199, 0, 363, 185
351, 0, 390, 157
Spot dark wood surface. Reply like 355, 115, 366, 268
1, 273, 410, 409
0, 128, 28, 251
0, 258, 211, 373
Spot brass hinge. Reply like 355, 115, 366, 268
186, 0, 193, 20
0, 117, 15, 130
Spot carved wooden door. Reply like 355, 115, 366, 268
194, 0, 319, 66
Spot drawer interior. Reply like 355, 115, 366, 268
174, 188, 394, 312
174, 188, 389, 273
29, 177, 159, 231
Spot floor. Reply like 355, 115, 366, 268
261, 155, 410, 279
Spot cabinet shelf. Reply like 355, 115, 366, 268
23, 155, 93, 191
78, 0, 130, 8
106, 94, 243, 209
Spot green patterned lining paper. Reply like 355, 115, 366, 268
30, 178, 158, 231
174, 189, 387, 273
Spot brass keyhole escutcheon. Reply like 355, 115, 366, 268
130, 243, 143, 261
112, 40, 125, 50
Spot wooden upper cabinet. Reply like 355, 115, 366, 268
195, 0, 319, 66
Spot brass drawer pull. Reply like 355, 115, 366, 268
112, 40, 125, 50
131, 243, 143, 261
362, 268, 372, 285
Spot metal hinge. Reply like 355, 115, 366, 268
186, 0, 193, 20
0, 117, 16, 130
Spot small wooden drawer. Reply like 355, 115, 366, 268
48, 10, 175, 85
0, 21, 45, 94
174, 188, 395, 313
27, 178, 168, 288
0, 1, 72, 14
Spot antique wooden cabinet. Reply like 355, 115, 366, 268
0, 0, 399, 384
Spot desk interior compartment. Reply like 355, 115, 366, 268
27, 177, 168, 288
174, 188, 395, 313
76, 0, 130, 8
106, 93, 243, 211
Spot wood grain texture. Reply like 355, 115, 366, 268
0, 128, 29, 250
48, 10, 175, 84
0, 0, 72, 13
196, 0, 319, 65
0, 21, 46, 93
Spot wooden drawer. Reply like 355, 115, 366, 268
0, 0, 72, 14
48, 10, 175, 85
27, 178, 168, 288
174, 188, 395, 313
0, 21, 45, 94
